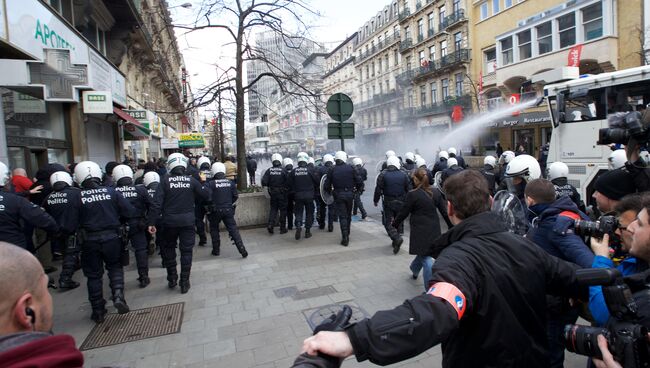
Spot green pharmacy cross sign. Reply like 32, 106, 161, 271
326, 93, 354, 151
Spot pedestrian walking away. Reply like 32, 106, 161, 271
352, 157, 368, 219
262, 153, 289, 234
323, 151, 362, 246
289, 152, 319, 240
374, 155, 410, 252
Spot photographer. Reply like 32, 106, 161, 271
592, 168, 637, 216
590, 193, 649, 326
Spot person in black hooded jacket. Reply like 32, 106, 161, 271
301, 170, 586, 368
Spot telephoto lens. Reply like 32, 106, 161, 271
574, 216, 618, 238
564, 324, 610, 359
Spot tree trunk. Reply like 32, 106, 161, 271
235, 20, 247, 190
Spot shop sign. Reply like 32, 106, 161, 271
490, 112, 552, 128
161, 138, 179, 149
123, 110, 149, 128
12, 92, 46, 113
178, 133, 205, 148
82, 91, 112, 114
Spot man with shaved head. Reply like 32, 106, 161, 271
0, 242, 83, 366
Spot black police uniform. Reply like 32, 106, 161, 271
194, 165, 211, 246
0, 191, 58, 249
432, 158, 448, 175
285, 164, 295, 231
147, 171, 208, 293
262, 163, 289, 234
77, 183, 134, 321
145, 182, 164, 252
440, 165, 464, 187
288, 162, 319, 239
551, 177, 584, 211
449, 154, 466, 168
479, 165, 497, 195
43, 184, 82, 289
373, 167, 410, 242
403, 161, 416, 171
205, 173, 247, 257
352, 165, 368, 218
317, 163, 337, 231
324, 161, 362, 246
115, 181, 152, 287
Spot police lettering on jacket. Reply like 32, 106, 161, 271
290, 166, 317, 197
262, 167, 287, 188
79, 187, 134, 232
115, 184, 150, 218
208, 178, 237, 208
169, 176, 191, 188
44, 187, 81, 235
81, 188, 112, 203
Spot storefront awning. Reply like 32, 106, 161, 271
114, 107, 151, 139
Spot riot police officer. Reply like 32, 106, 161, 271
43, 171, 81, 290
432, 151, 449, 175
195, 156, 211, 246
262, 153, 289, 234
147, 153, 208, 294
403, 152, 416, 171
73, 161, 134, 323
381, 150, 396, 171
448, 147, 466, 168
373, 156, 410, 252
0, 161, 59, 250
480, 155, 498, 195
351, 157, 367, 219
414, 157, 434, 185
548, 161, 583, 210
324, 151, 362, 246
288, 153, 319, 240
113, 164, 152, 288
440, 157, 464, 187
143, 171, 162, 254
284, 158, 295, 231
317, 154, 336, 232
205, 162, 248, 258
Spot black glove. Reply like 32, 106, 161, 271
313, 305, 352, 334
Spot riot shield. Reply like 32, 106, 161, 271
375, 160, 385, 173
433, 171, 444, 192
491, 190, 528, 235
320, 174, 334, 205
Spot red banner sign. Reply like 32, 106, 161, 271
567, 44, 583, 67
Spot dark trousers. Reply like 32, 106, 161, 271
353, 191, 366, 216
81, 235, 123, 311
248, 170, 256, 185
286, 193, 295, 230
161, 226, 195, 281
294, 197, 315, 229
382, 199, 403, 240
547, 307, 579, 368
58, 235, 78, 281
208, 208, 244, 253
316, 196, 336, 226
128, 224, 149, 275
195, 206, 207, 242
268, 192, 287, 230
334, 192, 353, 236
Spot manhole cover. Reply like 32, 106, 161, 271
303, 303, 370, 332
80, 302, 184, 351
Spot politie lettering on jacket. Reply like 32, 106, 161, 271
555, 184, 574, 197
115, 186, 139, 198
214, 180, 231, 188
169, 176, 191, 188
47, 191, 69, 205
0, 194, 5, 211
81, 188, 112, 203
294, 168, 309, 176
147, 188, 156, 198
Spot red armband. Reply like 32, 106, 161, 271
427, 282, 467, 320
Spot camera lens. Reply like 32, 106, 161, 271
598, 128, 630, 145
574, 219, 602, 238
564, 325, 609, 359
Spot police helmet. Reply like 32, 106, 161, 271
323, 154, 335, 165
386, 156, 400, 168
414, 154, 423, 162
74, 161, 102, 186
297, 154, 309, 164
499, 151, 515, 165
385, 150, 396, 158
167, 153, 188, 171
211, 162, 226, 176
0, 162, 9, 187
505, 154, 541, 182
352, 157, 363, 166
197, 156, 211, 170
448, 147, 457, 156
447, 158, 458, 167
271, 153, 283, 165
484, 155, 497, 168
608, 149, 627, 170
112, 164, 134, 183
438, 150, 449, 160
143, 171, 160, 187
548, 161, 569, 180
335, 151, 347, 162
283, 158, 294, 168
308, 157, 315, 165
415, 157, 427, 168
405, 152, 415, 162
50, 171, 73, 187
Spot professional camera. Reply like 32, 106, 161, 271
564, 268, 650, 367
598, 111, 647, 146
574, 215, 618, 238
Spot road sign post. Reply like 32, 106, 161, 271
326, 93, 354, 151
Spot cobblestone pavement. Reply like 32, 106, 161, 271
51, 215, 588, 367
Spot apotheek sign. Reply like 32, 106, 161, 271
82, 91, 112, 114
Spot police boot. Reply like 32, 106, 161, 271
198, 237, 207, 247
180, 276, 191, 294
91, 308, 107, 324
392, 237, 403, 255
138, 269, 150, 288
235, 241, 248, 258
318, 222, 325, 230
112, 289, 130, 314
305, 229, 312, 239
295, 227, 302, 240
167, 268, 178, 289
340, 234, 349, 247
211, 246, 220, 256
58, 278, 80, 290
267, 225, 274, 234
328, 223, 334, 232
280, 225, 288, 234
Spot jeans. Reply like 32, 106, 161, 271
410, 255, 434, 291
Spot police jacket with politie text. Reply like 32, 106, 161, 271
114, 183, 151, 220
78, 185, 134, 233
551, 177, 583, 210
206, 173, 238, 209
374, 167, 410, 204
0, 191, 59, 248
261, 164, 288, 193
43, 185, 81, 235
479, 165, 497, 194
147, 174, 208, 227
288, 163, 319, 200
346, 212, 585, 368
324, 162, 362, 195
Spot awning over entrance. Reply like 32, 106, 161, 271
114, 107, 151, 139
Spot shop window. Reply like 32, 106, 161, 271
536, 22, 552, 55
518, 30, 531, 60
513, 129, 534, 156
583, 2, 603, 41
558, 13, 576, 48
500, 37, 513, 65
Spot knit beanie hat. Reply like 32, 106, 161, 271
594, 168, 636, 201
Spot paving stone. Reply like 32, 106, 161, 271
252, 342, 288, 365
203, 338, 237, 360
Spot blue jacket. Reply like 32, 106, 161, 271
589, 255, 644, 326
526, 196, 594, 268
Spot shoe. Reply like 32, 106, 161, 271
180, 280, 191, 294
295, 228, 302, 240
328, 224, 334, 232
168, 272, 178, 289
392, 237, 403, 255
267, 226, 274, 234
362, 213, 367, 220
211, 248, 220, 256
340, 235, 349, 247
318, 224, 325, 230
280, 228, 288, 234
412, 273, 418, 280
353, 211, 357, 216
288, 225, 293, 230
91, 308, 107, 324
112, 290, 130, 314
240, 249, 248, 258
58, 279, 80, 290
198, 239, 206, 247
305, 229, 312, 239
138, 276, 150, 288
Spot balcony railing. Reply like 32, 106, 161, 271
396, 69, 416, 85
439, 9, 466, 31
356, 34, 400, 63
399, 38, 413, 52
416, 1, 422, 10
417, 34, 424, 43
399, 8, 411, 21
412, 49, 471, 80
356, 90, 400, 110
405, 94, 473, 118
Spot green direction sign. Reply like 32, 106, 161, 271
328, 122, 355, 139
326, 93, 354, 122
